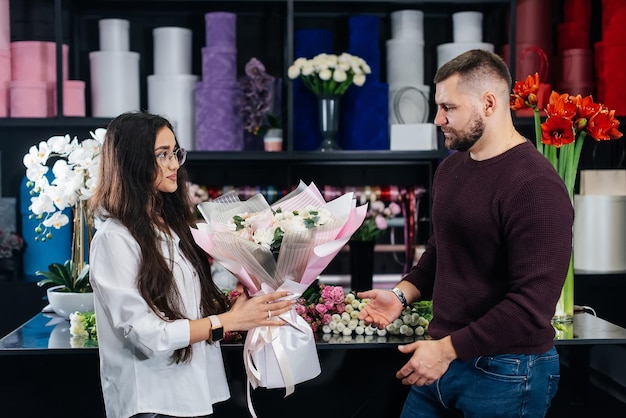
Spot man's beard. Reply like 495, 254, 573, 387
444, 112, 484, 152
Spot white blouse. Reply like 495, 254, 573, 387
90, 218, 230, 418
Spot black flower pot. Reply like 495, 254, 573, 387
349, 240, 376, 292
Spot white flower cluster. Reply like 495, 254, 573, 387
231, 205, 334, 251
69, 310, 98, 348
386, 307, 430, 337
23, 129, 106, 240
321, 293, 385, 337
321, 293, 430, 338
287, 52, 372, 95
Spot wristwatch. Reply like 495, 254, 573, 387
208, 315, 224, 343
391, 287, 409, 309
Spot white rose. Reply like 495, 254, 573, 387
353, 73, 366, 86
333, 68, 347, 83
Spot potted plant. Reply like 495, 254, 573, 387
23, 129, 106, 317
239, 57, 283, 150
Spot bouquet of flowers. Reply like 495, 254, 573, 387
287, 52, 371, 96
510, 73, 623, 320
190, 181, 367, 398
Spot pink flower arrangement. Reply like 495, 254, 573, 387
296, 282, 348, 333
350, 200, 402, 242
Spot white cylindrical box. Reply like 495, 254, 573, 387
386, 38, 425, 87
437, 42, 494, 69
390, 10, 424, 41
452, 11, 483, 43
147, 74, 199, 150
153, 27, 193, 75
99, 19, 130, 51
89, 51, 140, 117
574, 195, 626, 273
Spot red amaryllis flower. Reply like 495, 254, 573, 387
576, 95, 602, 122
511, 73, 623, 200
586, 108, 624, 141
541, 116, 576, 147
510, 72, 539, 110
545, 91, 578, 120
512, 73, 623, 325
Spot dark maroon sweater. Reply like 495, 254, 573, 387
403, 140, 574, 360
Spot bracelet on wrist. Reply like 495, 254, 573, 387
391, 287, 409, 309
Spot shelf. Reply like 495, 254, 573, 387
186, 149, 448, 162
0, 117, 111, 129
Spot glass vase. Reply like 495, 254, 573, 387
552, 253, 574, 323
317, 94, 342, 152
71, 200, 94, 283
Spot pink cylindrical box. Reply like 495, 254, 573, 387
0, 49, 10, 82
0, 81, 7, 117
0, 0, 9, 51
10, 41, 68, 82
48, 80, 86, 117
9, 80, 47, 117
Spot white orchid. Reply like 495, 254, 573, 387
23, 129, 106, 241
287, 52, 371, 96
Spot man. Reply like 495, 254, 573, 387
358, 50, 574, 417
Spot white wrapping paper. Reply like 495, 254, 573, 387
244, 281, 320, 394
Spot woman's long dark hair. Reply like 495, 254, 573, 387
91, 111, 228, 363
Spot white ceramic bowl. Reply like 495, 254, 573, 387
46, 285, 95, 319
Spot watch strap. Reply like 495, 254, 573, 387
391, 287, 409, 309
208, 315, 224, 343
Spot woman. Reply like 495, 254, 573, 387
89, 111, 293, 418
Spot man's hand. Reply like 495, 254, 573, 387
395, 336, 457, 386
357, 289, 404, 329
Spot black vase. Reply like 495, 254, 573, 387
349, 240, 376, 292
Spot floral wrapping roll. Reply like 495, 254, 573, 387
190, 181, 367, 399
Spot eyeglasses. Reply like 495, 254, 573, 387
156, 148, 187, 166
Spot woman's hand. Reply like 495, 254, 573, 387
220, 290, 295, 332
357, 289, 404, 329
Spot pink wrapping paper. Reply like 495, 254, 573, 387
192, 181, 367, 295
190, 181, 367, 413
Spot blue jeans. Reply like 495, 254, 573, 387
400, 347, 560, 418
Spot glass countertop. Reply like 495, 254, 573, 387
1, 311, 625, 355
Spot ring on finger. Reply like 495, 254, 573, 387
267, 310, 272, 319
